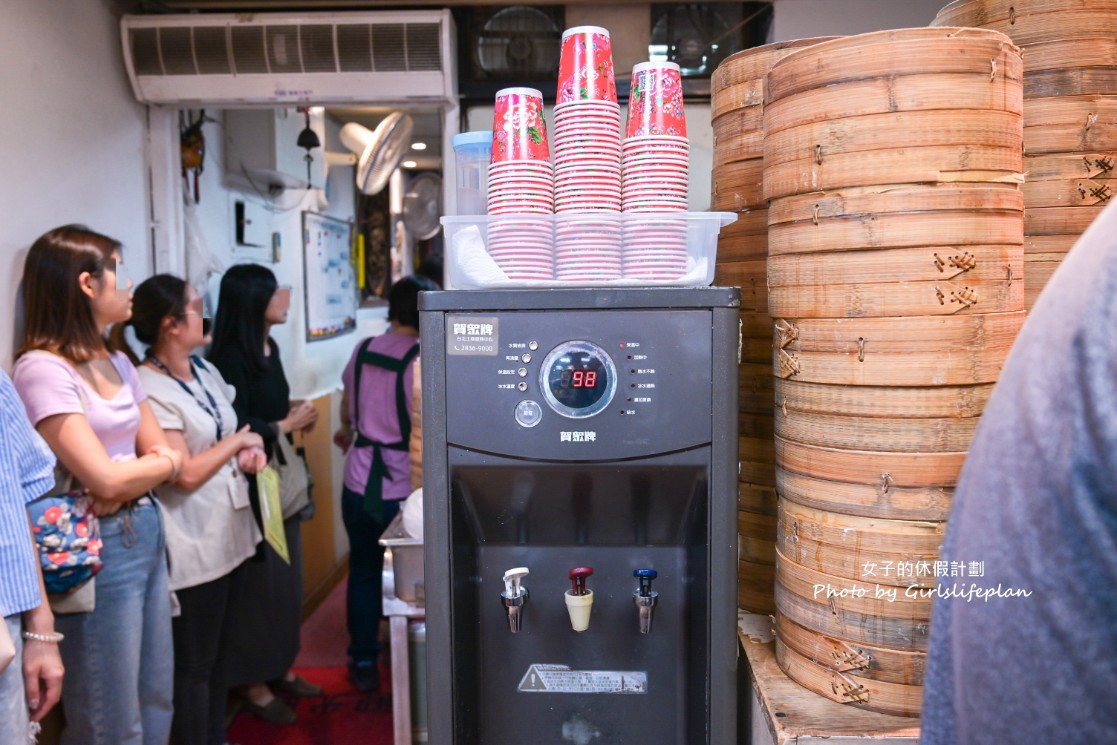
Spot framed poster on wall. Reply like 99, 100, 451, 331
302, 211, 357, 341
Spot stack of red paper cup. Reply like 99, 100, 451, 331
487, 87, 555, 280
552, 26, 624, 281
622, 61, 690, 280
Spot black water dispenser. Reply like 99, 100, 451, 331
421, 287, 739, 744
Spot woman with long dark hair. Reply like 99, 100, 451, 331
12, 225, 182, 745
208, 263, 320, 722
124, 273, 266, 744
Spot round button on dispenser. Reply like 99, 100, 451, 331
514, 400, 543, 428
521, 353, 532, 364
528, 341, 539, 351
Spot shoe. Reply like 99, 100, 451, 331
242, 696, 297, 725
348, 661, 380, 693
271, 674, 324, 697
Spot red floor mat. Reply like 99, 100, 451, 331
228, 665, 393, 745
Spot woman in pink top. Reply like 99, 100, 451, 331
13, 225, 182, 745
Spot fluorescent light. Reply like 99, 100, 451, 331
402, 160, 418, 168
411, 142, 428, 151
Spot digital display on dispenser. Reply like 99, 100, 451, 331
540, 341, 618, 418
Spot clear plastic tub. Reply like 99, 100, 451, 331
451, 131, 493, 216
441, 211, 737, 289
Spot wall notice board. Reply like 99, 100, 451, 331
302, 211, 357, 341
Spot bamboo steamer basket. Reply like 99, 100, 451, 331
1020, 36, 1117, 73
718, 217, 768, 262
775, 612, 926, 686
763, 145, 1023, 200
1025, 261, 1063, 307
739, 511, 777, 564
774, 548, 933, 647
410, 356, 423, 490
712, 112, 763, 164
932, 0, 1117, 46
740, 437, 776, 486
738, 559, 776, 615
718, 207, 768, 239
763, 109, 1023, 169
769, 245, 1024, 288
1023, 177, 1115, 209
1025, 66, 1117, 98
777, 499, 943, 584
765, 28, 1021, 105
1026, 232, 1080, 255
711, 159, 765, 211
1023, 97, 1117, 154
775, 377, 993, 419
775, 466, 954, 521
773, 312, 1024, 386
776, 437, 967, 489
738, 479, 778, 514
712, 36, 840, 119
711, 80, 764, 125
775, 637, 923, 717
768, 275, 1022, 318
776, 408, 979, 453
1025, 204, 1107, 234
1024, 152, 1117, 181
768, 183, 1024, 225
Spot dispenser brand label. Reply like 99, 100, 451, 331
447, 316, 498, 356
517, 664, 647, 695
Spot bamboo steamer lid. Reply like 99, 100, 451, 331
932, 0, 1117, 45
713, 121, 763, 164
775, 377, 993, 419
768, 245, 1024, 288
711, 79, 763, 122
768, 274, 1023, 318
764, 72, 1023, 137
739, 479, 778, 514
765, 27, 1021, 105
775, 638, 923, 717
1023, 96, 1117, 153
776, 466, 954, 521
1022, 176, 1116, 208
1021, 36, 1117, 73
775, 612, 926, 686
763, 109, 1023, 169
777, 499, 943, 583
738, 559, 776, 615
776, 436, 966, 488
711, 159, 765, 211
713, 37, 842, 93
773, 312, 1025, 386
1025, 204, 1107, 234
763, 144, 1023, 200
776, 408, 979, 453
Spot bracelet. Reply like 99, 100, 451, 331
22, 630, 64, 643
160, 453, 181, 483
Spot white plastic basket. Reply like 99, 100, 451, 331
441, 212, 738, 289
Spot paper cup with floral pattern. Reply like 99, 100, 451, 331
491, 87, 550, 163
557, 26, 618, 104
625, 61, 686, 138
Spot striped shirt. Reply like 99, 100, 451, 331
0, 368, 56, 617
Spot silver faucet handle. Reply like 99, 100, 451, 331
503, 566, 530, 598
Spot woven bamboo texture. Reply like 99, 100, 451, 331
776, 437, 967, 489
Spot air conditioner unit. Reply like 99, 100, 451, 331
120, 10, 457, 106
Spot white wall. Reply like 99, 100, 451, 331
771, 0, 946, 40
0, 0, 150, 370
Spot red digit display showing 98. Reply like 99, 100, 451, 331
571, 370, 598, 388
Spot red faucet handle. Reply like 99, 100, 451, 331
569, 566, 594, 595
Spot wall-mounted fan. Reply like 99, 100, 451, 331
338, 113, 415, 195
475, 6, 561, 78
650, 3, 773, 78
402, 172, 443, 241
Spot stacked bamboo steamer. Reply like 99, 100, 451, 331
763, 28, 1025, 717
933, 0, 1117, 309
410, 356, 423, 490
711, 37, 836, 616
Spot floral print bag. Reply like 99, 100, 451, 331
27, 490, 104, 595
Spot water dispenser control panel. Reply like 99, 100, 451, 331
443, 309, 713, 459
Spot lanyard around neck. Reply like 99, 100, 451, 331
146, 354, 224, 442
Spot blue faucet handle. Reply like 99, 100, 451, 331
633, 568, 658, 580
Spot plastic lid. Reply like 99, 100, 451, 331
453, 131, 494, 149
